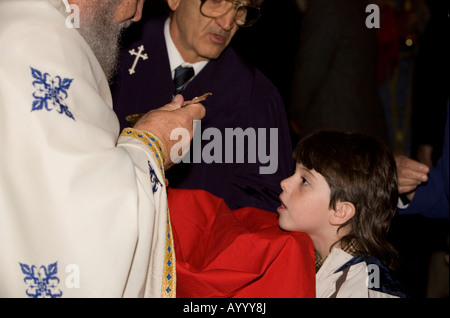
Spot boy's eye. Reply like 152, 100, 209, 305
301, 177, 309, 185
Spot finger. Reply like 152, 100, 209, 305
398, 177, 421, 193
396, 156, 429, 182
413, 171, 428, 182
398, 185, 415, 194
159, 95, 185, 111
179, 103, 206, 121
172, 94, 184, 107
397, 155, 430, 174
397, 175, 424, 194
398, 177, 422, 188
400, 168, 429, 182
407, 161, 430, 174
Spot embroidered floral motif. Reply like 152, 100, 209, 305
18, 262, 63, 298
30, 67, 75, 120
149, 161, 162, 194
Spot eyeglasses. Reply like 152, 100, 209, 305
200, 0, 261, 28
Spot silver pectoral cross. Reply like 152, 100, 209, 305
128, 45, 148, 75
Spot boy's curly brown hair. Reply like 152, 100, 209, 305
294, 130, 399, 269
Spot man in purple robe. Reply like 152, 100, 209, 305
111, 0, 293, 212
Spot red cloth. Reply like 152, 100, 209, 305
168, 189, 316, 298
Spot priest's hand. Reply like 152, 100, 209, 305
134, 94, 206, 170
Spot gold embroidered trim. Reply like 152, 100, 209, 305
120, 128, 175, 297
120, 128, 165, 172
161, 208, 176, 298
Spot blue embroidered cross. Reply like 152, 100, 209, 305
30, 67, 75, 120
18, 262, 63, 298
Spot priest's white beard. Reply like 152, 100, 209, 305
50, 0, 132, 83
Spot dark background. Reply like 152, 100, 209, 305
124, 0, 450, 298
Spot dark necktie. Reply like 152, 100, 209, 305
173, 65, 194, 96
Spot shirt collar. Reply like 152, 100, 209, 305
315, 240, 359, 273
164, 17, 208, 79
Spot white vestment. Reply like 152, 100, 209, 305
0, 0, 175, 298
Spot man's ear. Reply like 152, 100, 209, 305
167, 0, 181, 11
330, 202, 355, 226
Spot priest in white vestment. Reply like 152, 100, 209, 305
0, 0, 205, 298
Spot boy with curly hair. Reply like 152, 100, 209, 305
278, 130, 408, 298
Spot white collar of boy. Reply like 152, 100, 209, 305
164, 18, 208, 80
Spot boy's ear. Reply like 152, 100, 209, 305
329, 202, 355, 226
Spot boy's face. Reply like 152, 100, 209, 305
278, 164, 334, 236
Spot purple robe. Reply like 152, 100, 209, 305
111, 16, 293, 212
